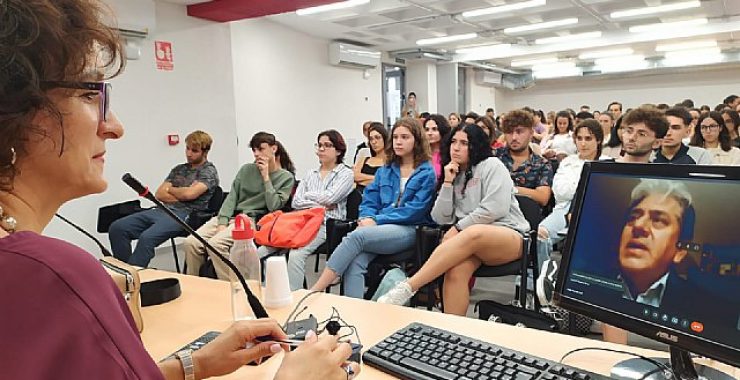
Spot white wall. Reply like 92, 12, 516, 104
405, 60, 438, 113
465, 68, 497, 115
495, 67, 740, 114
229, 18, 383, 177
45, 1, 240, 255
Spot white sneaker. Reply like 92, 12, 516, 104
377, 281, 416, 305
536, 259, 558, 306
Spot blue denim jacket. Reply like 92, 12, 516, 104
359, 161, 436, 225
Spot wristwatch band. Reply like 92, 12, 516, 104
176, 349, 195, 380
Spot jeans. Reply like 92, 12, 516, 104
536, 204, 570, 268
326, 224, 416, 298
109, 207, 189, 267
257, 224, 327, 291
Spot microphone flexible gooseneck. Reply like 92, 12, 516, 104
55, 213, 113, 257
121, 173, 269, 319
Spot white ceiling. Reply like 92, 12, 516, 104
265, 0, 740, 71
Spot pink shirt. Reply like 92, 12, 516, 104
0, 231, 163, 379
432, 151, 442, 180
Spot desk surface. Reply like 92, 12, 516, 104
139, 270, 739, 379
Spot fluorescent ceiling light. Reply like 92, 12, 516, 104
455, 44, 512, 55
296, 0, 369, 15
594, 55, 645, 67
629, 18, 708, 33
504, 18, 578, 35
579, 48, 634, 60
535, 31, 602, 45
510, 57, 559, 67
655, 39, 717, 51
597, 61, 650, 73
610, 0, 701, 19
664, 47, 721, 59
463, 0, 546, 18
533, 67, 582, 79
417, 33, 477, 46
532, 62, 576, 71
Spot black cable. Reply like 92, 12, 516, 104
281, 291, 321, 331
559, 347, 676, 380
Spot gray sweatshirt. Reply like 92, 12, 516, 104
431, 157, 530, 234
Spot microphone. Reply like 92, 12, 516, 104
55, 213, 113, 257
121, 173, 269, 319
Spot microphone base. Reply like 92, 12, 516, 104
285, 315, 318, 341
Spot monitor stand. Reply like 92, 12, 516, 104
611, 346, 734, 380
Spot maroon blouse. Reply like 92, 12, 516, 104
0, 231, 164, 379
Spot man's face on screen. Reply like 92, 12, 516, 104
619, 194, 684, 288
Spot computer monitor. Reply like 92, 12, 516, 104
555, 162, 740, 379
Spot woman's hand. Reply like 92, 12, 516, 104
275, 330, 360, 380
443, 162, 459, 184
191, 319, 288, 379
357, 218, 377, 228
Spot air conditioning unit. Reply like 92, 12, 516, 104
329, 42, 381, 69
103, 0, 155, 39
474, 70, 503, 87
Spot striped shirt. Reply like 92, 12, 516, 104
292, 164, 355, 221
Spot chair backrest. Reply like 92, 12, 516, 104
515, 194, 543, 231
207, 186, 224, 213
346, 188, 363, 220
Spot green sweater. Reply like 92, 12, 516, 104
217, 163, 295, 225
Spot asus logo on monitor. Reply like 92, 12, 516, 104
656, 331, 679, 343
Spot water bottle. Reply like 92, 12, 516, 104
229, 214, 261, 321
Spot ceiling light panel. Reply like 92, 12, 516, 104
416, 33, 478, 46
510, 56, 559, 67
504, 18, 578, 35
655, 39, 717, 52
579, 48, 635, 60
296, 0, 369, 16
610, 1, 701, 19
629, 18, 708, 33
535, 31, 602, 45
462, 0, 546, 19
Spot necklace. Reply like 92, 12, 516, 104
0, 205, 17, 233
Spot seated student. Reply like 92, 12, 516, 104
494, 109, 554, 207
109, 131, 219, 267
258, 130, 354, 291
353, 122, 387, 194
352, 121, 372, 163
310, 118, 436, 298
448, 112, 461, 128
378, 124, 529, 314
618, 107, 668, 164
690, 111, 740, 165
184, 132, 295, 280
720, 109, 740, 148
541, 111, 577, 160
602, 115, 624, 159
537, 120, 609, 294
653, 107, 713, 164
424, 114, 451, 182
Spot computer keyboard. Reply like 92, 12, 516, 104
363, 323, 609, 380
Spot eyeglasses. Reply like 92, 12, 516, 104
314, 142, 335, 150
700, 124, 720, 132
42, 81, 111, 123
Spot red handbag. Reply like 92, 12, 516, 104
255, 207, 325, 249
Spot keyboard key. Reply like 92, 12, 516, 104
389, 353, 403, 363
399, 358, 458, 380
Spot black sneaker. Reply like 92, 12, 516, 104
537, 259, 558, 306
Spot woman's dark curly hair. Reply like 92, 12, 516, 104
423, 114, 451, 147
0, 0, 123, 191
438, 124, 492, 192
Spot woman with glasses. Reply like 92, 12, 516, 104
378, 124, 529, 314
720, 109, 740, 148
0, 1, 360, 379
353, 122, 387, 194
310, 117, 436, 298
258, 130, 354, 291
690, 111, 740, 165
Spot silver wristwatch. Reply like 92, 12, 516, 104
175, 349, 195, 380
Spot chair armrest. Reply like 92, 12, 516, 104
325, 218, 357, 257
415, 225, 443, 265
